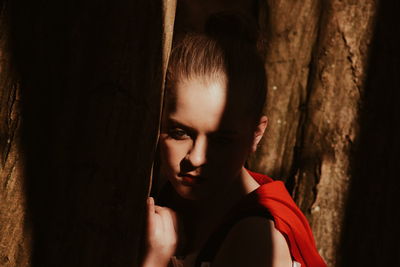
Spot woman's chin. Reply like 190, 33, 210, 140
174, 186, 201, 201
169, 177, 216, 202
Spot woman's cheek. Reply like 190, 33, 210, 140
218, 143, 250, 169
162, 139, 191, 169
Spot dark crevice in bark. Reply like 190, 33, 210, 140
2, 86, 18, 166
340, 30, 362, 96
3, 154, 17, 189
286, 0, 326, 204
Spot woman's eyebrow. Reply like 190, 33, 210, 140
165, 118, 196, 132
165, 118, 240, 135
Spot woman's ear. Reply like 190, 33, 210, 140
251, 116, 268, 153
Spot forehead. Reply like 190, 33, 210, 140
165, 76, 251, 132
176, 77, 227, 115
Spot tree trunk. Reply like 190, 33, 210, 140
248, 1, 377, 266
0, 0, 175, 266
0, 34, 31, 267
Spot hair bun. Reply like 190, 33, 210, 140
204, 12, 259, 46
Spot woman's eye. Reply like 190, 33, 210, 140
168, 129, 190, 140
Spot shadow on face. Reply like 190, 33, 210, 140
158, 75, 257, 200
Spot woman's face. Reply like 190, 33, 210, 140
159, 76, 257, 200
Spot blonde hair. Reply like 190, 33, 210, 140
166, 13, 267, 124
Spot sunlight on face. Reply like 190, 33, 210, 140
171, 77, 228, 134
159, 76, 254, 200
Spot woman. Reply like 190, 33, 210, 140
141, 14, 326, 267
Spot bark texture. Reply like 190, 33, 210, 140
290, 2, 377, 265
0, 0, 175, 266
247, 1, 377, 266
0, 19, 31, 266
249, 0, 322, 179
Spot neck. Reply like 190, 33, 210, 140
196, 168, 259, 215
173, 168, 260, 252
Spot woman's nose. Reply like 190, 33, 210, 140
186, 136, 207, 167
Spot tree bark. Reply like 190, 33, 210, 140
0, 31, 31, 266
249, 1, 377, 266
0, 0, 175, 266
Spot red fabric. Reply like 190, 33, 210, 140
247, 170, 326, 267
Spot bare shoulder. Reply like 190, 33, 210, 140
212, 217, 292, 267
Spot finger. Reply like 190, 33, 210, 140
154, 205, 172, 222
154, 204, 163, 213
168, 209, 178, 232
155, 206, 177, 235
159, 207, 178, 233
164, 209, 177, 235
147, 197, 155, 214
146, 197, 156, 232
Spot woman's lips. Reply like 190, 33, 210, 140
178, 174, 206, 185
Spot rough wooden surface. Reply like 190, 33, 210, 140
248, 0, 321, 180
0, 0, 172, 266
290, 2, 377, 265
0, 35, 31, 266
248, 1, 377, 265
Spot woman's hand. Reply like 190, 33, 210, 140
141, 197, 178, 267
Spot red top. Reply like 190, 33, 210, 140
246, 170, 326, 267
195, 170, 327, 267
